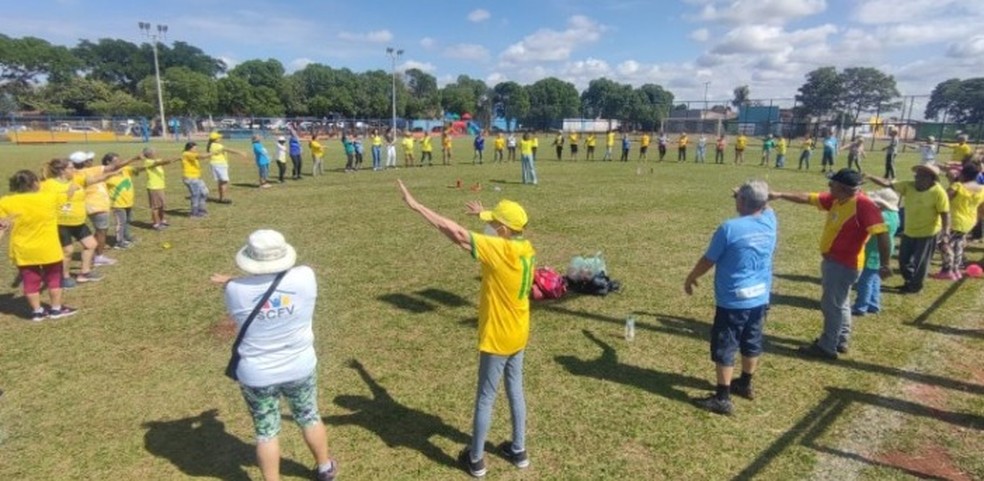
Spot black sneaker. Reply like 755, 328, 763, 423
30, 310, 48, 322
497, 441, 530, 469
798, 341, 838, 360
313, 459, 338, 481
458, 448, 487, 477
694, 394, 733, 415
836, 344, 850, 354
48, 306, 79, 319
730, 381, 755, 400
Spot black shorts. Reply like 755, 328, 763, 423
710, 305, 767, 366
58, 224, 92, 247
570, 144, 579, 154
640, 146, 649, 154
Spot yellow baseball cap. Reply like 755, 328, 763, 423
209, 132, 222, 140
479, 200, 528, 232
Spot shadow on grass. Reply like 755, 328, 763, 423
163, 209, 191, 218
378, 293, 434, 313
324, 359, 469, 469
416, 288, 470, 307
130, 220, 158, 231
539, 303, 984, 396
379, 288, 472, 314
773, 272, 822, 285
488, 179, 525, 185
0, 293, 31, 320
142, 409, 310, 480
768, 292, 821, 311
231, 183, 260, 188
734, 387, 984, 480
908, 276, 984, 339
555, 330, 712, 404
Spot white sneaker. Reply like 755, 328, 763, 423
93, 255, 117, 266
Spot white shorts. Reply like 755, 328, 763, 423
210, 164, 230, 182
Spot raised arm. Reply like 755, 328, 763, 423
768, 191, 812, 204
397, 180, 471, 251
864, 174, 894, 188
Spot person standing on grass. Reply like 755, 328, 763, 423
104, 153, 138, 248
798, 135, 815, 170
685, 180, 777, 416
473, 131, 486, 164
843, 137, 866, 172
441, 128, 453, 166
211, 229, 338, 481
852, 189, 900, 316
40, 158, 103, 287
252, 136, 273, 188
696, 134, 707, 163
275, 136, 288, 183
142, 147, 180, 230
402, 131, 416, 168
677, 132, 689, 162
507, 132, 518, 161
353, 132, 365, 170
206, 132, 248, 204
568, 131, 579, 160
734, 133, 747, 165
520, 132, 537, 185
604, 129, 615, 161
759, 135, 774, 167
0, 170, 80, 320
342, 131, 356, 173
420, 132, 434, 166
658, 131, 669, 162
715, 135, 727, 164
866, 164, 950, 293
387, 128, 399, 168
72, 151, 125, 268
883, 128, 900, 179
288, 126, 304, 180
396, 182, 535, 478
620, 133, 631, 162
935, 164, 984, 279
553, 131, 564, 161
939, 133, 974, 165
639, 131, 651, 161
494, 132, 505, 162
907, 136, 937, 166
585, 132, 596, 161
371, 129, 383, 171
181, 142, 211, 218
769, 169, 891, 359
821, 129, 838, 174
309, 134, 325, 176
774, 136, 787, 168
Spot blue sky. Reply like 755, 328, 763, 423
3, 0, 983, 115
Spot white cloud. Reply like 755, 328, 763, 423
486, 72, 508, 86
399, 60, 436, 73
711, 24, 836, 55
690, 28, 710, 42
617, 60, 641, 75
443, 43, 490, 61
420, 37, 436, 48
696, 0, 827, 25
338, 29, 393, 43
947, 35, 984, 58
467, 9, 491, 22
850, 0, 974, 25
289, 57, 313, 72
218, 56, 239, 71
499, 15, 606, 64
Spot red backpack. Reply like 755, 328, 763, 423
531, 267, 567, 300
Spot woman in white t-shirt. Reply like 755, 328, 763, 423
211, 230, 337, 481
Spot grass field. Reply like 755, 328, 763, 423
0, 136, 981, 480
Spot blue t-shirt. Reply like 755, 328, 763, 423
704, 209, 777, 309
823, 136, 838, 153
252, 141, 270, 166
289, 136, 302, 156
474, 136, 485, 150
622, 137, 630, 149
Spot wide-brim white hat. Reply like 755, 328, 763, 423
235, 229, 297, 275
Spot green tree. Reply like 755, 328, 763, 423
159, 41, 226, 77
441, 75, 489, 118
88, 90, 154, 117
731, 85, 750, 110
492, 81, 530, 131
30, 77, 116, 115
217, 76, 253, 116
838, 67, 900, 134
524, 77, 580, 130
138, 66, 217, 116
0, 35, 79, 100
73, 38, 151, 94
630, 83, 674, 130
404, 68, 440, 119
948, 78, 984, 124
794, 66, 843, 121
581, 78, 634, 121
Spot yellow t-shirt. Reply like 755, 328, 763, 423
494, 137, 505, 150
952, 142, 972, 163
310, 140, 324, 158
442, 135, 452, 149
520, 139, 533, 156
182, 152, 202, 179
81, 166, 111, 214
678, 135, 689, 147
801, 139, 815, 150
40, 177, 86, 227
586, 135, 596, 147
0, 191, 65, 266
606, 132, 615, 147
401, 137, 414, 151
145, 159, 166, 191
895, 181, 950, 237
736, 135, 747, 150
372, 135, 383, 147
105, 166, 135, 209
776, 138, 788, 155
421, 136, 433, 152
949, 182, 984, 233
569, 133, 578, 144
532, 137, 539, 148
470, 233, 535, 355
641, 134, 651, 147
208, 142, 228, 165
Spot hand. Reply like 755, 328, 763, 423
878, 265, 892, 280
767, 192, 780, 201
465, 200, 484, 216
684, 276, 698, 295
396, 179, 417, 209
210, 273, 233, 285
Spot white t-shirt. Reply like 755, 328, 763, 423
224, 265, 318, 387
276, 143, 287, 163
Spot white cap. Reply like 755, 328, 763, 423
69, 151, 95, 164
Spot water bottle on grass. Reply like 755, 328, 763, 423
624, 316, 636, 341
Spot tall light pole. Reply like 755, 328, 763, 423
702, 81, 711, 119
386, 47, 403, 133
139, 21, 168, 138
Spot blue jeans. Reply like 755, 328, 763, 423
852, 268, 881, 313
819, 258, 860, 353
183, 178, 209, 216
372, 145, 382, 169
471, 350, 526, 460
521, 155, 537, 185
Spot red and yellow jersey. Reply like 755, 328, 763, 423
809, 192, 887, 269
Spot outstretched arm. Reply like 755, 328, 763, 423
397, 180, 471, 251
864, 174, 894, 188
768, 191, 812, 204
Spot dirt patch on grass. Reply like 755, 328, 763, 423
875, 445, 972, 481
902, 382, 947, 410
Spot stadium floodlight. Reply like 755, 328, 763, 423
139, 21, 169, 139
386, 47, 404, 133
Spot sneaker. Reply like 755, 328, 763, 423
61, 277, 77, 289
836, 344, 850, 354
851, 309, 866, 317
76, 271, 103, 283
112, 242, 131, 250
153, 224, 165, 231
457, 448, 487, 477
730, 381, 755, 400
30, 310, 48, 322
931, 271, 954, 281
313, 459, 338, 481
693, 394, 734, 415
798, 341, 838, 360
48, 306, 78, 319
497, 441, 530, 469
93, 255, 117, 266
160, 220, 170, 227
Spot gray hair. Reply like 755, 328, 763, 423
736, 180, 769, 211
142, 147, 156, 157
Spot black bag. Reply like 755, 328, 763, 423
224, 270, 288, 381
